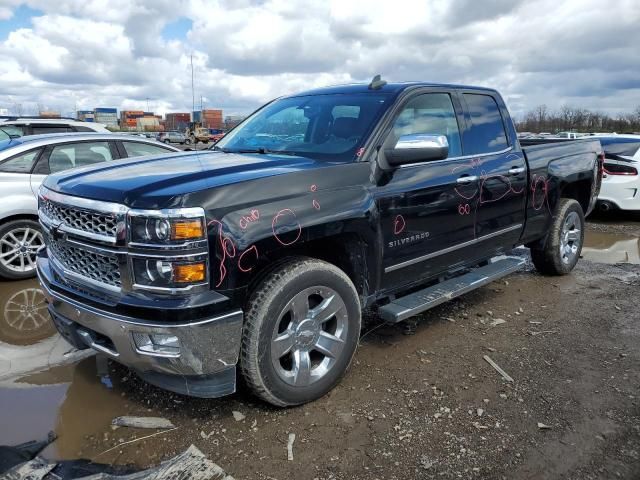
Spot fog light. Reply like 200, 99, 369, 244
132, 332, 181, 356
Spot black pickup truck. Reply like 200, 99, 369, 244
37, 79, 603, 406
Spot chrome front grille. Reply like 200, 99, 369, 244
45, 233, 121, 289
40, 198, 118, 238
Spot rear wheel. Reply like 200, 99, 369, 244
163, 139, 171, 144
0, 220, 44, 280
240, 258, 361, 406
531, 198, 584, 275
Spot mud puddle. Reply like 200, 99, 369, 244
582, 230, 640, 264
0, 278, 132, 460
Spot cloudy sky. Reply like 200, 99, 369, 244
0, 0, 638, 119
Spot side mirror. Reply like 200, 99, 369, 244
385, 134, 449, 166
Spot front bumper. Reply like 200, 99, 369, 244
38, 258, 244, 398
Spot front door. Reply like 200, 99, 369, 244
374, 91, 478, 290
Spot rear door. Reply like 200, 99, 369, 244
458, 91, 526, 246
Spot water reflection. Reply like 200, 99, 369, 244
582, 231, 640, 265
0, 280, 54, 346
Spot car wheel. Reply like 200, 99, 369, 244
240, 258, 361, 406
164, 139, 171, 144
531, 198, 584, 275
0, 219, 44, 280
184, 138, 191, 145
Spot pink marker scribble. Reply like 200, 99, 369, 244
458, 203, 471, 215
238, 245, 259, 273
356, 147, 364, 157
208, 219, 237, 288
310, 184, 317, 192
531, 174, 551, 212
272, 208, 302, 246
239, 209, 260, 230
393, 215, 406, 235
312, 199, 320, 210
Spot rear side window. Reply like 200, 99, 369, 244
600, 139, 640, 159
463, 94, 509, 155
122, 141, 172, 158
49, 141, 113, 173
74, 126, 96, 132
0, 149, 41, 173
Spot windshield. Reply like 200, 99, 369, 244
215, 93, 390, 161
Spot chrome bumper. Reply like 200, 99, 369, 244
39, 267, 243, 387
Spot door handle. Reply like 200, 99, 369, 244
457, 175, 478, 184
508, 167, 525, 175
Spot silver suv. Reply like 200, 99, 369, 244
0, 132, 180, 280
0, 117, 110, 136
157, 130, 187, 144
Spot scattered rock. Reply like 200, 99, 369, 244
111, 416, 175, 429
232, 411, 246, 422
537, 422, 552, 430
287, 433, 296, 461
489, 318, 506, 327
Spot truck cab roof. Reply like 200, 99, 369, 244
286, 82, 499, 98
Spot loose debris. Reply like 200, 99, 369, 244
488, 318, 506, 327
0, 446, 233, 480
111, 417, 174, 429
231, 411, 245, 422
286, 433, 296, 461
483, 355, 514, 383
537, 422, 552, 430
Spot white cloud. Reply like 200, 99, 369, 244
0, 0, 638, 118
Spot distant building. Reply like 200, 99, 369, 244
94, 107, 118, 128
77, 110, 95, 122
193, 109, 224, 130
39, 111, 61, 118
165, 112, 190, 131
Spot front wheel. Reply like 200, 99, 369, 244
531, 198, 585, 275
0, 219, 44, 280
240, 258, 361, 406
184, 138, 191, 145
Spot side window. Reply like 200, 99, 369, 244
49, 142, 113, 173
0, 149, 41, 173
389, 93, 462, 157
462, 94, 509, 154
122, 141, 173, 158
74, 126, 96, 132
31, 125, 74, 135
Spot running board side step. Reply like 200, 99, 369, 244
378, 256, 526, 323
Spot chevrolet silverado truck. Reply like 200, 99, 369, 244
37, 79, 603, 406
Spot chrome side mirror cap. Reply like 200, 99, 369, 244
386, 134, 449, 165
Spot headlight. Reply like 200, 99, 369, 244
132, 257, 207, 290
129, 209, 206, 244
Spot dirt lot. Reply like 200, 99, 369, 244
1, 213, 639, 479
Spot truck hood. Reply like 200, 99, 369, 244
43, 150, 322, 208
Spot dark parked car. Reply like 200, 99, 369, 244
38, 80, 602, 406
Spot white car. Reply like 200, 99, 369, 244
0, 117, 110, 136
0, 132, 180, 280
596, 135, 640, 212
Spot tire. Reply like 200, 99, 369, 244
0, 219, 44, 280
240, 258, 361, 406
163, 139, 171, 144
184, 138, 191, 145
531, 198, 585, 275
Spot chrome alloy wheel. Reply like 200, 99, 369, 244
560, 211, 581, 265
271, 286, 349, 387
0, 227, 44, 273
